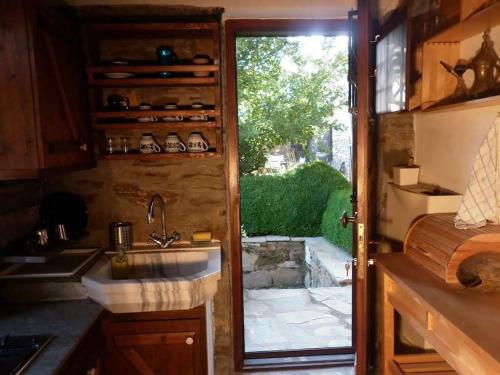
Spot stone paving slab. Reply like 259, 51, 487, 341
244, 287, 352, 352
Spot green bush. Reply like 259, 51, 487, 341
321, 189, 353, 254
240, 161, 350, 237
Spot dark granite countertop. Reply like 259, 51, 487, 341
0, 299, 103, 374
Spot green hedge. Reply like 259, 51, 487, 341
240, 161, 350, 237
321, 189, 353, 254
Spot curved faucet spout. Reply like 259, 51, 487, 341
146, 193, 179, 248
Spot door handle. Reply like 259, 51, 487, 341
340, 211, 357, 228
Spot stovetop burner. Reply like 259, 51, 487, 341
0, 335, 53, 375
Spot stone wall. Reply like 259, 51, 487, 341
376, 112, 415, 253
374, 112, 416, 375
241, 236, 305, 289
54, 157, 233, 373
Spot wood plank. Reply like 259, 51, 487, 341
97, 151, 220, 161
92, 121, 220, 130
92, 109, 220, 119
87, 65, 219, 74
429, 2, 500, 42
88, 76, 216, 87
423, 94, 500, 113
420, 42, 460, 109
376, 253, 500, 374
87, 22, 218, 33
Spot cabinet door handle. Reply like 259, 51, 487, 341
80, 143, 88, 151
186, 337, 194, 345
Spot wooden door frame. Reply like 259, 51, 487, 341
225, 18, 351, 372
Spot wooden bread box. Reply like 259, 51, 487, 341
404, 213, 500, 284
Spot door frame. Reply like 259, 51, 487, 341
225, 18, 352, 371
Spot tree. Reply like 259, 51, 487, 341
236, 36, 348, 175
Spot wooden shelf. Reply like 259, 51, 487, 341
92, 121, 220, 130
390, 353, 456, 375
87, 65, 218, 74
86, 22, 218, 34
423, 93, 500, 112
92, 109, 219, 120
88, 76, 216, 87
98, 151, 220, 160
428, 2, 500, 43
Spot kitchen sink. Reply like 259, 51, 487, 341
81, 242, 221, 313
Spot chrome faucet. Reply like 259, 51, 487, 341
146, 193, 180, 248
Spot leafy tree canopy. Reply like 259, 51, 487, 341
236, 36, 348, 175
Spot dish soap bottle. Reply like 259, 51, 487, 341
111, 248, 130, 280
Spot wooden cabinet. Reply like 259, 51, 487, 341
58, 306, 208, 375
0, 0, 94, 180
100, 306, 207, 375
56, 314, 104, 375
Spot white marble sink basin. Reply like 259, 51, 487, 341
82, 242, 221, 313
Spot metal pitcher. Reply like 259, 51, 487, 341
467, 29, 500, 97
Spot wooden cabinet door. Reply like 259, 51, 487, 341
0, 0, 39, 179
30, 3, 93, 170
102, 319, 206, 375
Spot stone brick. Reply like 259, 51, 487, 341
243, 270, 273, 289
272, 268, 304, 288
242, 251, 258, 272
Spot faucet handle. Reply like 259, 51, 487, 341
171, 231, 180, 241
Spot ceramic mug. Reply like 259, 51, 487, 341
187, 132, 209, 152
164, 133, 186, 153
162, 115, 183, 122
189, 115, 208, 121
138, 116, 158, 123
140, 134, 161, 153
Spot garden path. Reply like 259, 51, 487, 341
244, 285, 352, 352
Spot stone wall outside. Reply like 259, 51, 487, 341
242, 236, 305, 289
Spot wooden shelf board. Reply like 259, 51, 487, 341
88, 77, 216, 87
422, 94, 500, 112
92, 121, 220, 130
390, 353, 456, 375
92, 109, 219, 119
97, 151, 220, 160
427, 2, 500, 42
87, 22, 218, 33
87, 65, 218, 74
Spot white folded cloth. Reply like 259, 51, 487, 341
455, 116, 500, 229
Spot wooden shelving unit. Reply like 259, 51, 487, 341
97, 151, 220, 160
92, 121, 220, 131
390, 353, 456, 375
408, 0, 500, 112
81, 21, 222, 159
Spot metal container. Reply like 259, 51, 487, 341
108, 222, 133, 252
55, 224, 69, 241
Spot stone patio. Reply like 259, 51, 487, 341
244, 286, 352, 352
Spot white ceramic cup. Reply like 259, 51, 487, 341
138, 116, 158, 123
139, 134, 161, 153
162, 115, 184, 122
187, 132, 209, 152
164, 133, 187, 153
189, 115, 208, 121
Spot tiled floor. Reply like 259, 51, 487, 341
244, 286, 352, 352
251, 367, 354, 374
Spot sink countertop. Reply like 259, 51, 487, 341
0, 299, 103, 375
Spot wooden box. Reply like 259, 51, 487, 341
404, 213, 500, 284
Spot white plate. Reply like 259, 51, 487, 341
104, 72, 135, 79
